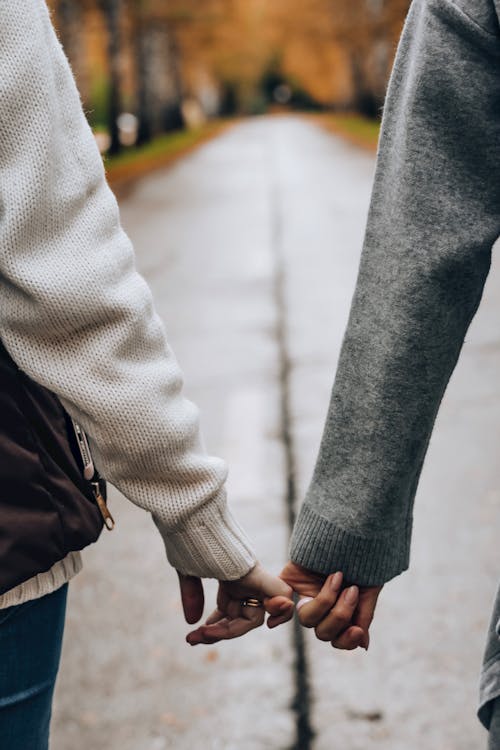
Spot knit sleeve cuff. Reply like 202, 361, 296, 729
154, 491, 258, 581
289, 504, 412, 587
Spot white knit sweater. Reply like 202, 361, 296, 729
0, 0, 256, 608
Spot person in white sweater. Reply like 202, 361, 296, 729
0, 2, 293, 747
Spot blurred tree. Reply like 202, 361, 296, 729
49, 0, 412, 144
131, 0, 153, 144
99, 0, 123, 153
336, 0, 411, 114
56, 0, 88, 99
263, 0, 343, 108
130, 1, 184, 145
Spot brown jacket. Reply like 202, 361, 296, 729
0, 342, 103, 595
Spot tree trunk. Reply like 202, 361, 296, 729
134, 10, 184, 144
56, 0, 89, 102
135, 11, 153, 145
163, 28, 184, 132
100, 0, 122, 154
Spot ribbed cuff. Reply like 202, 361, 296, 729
289, 504, 412, 587
155, 493, 257, 581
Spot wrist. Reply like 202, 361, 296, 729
155, 491, 257, 580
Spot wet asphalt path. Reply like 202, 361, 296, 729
52, 116, 500, 750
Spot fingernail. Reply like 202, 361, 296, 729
344, 585, 358, 605
280, 601, 293, 612
331, 572, 343, 590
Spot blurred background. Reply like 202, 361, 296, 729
48, 2, 500, 750
48, 0, 410, 157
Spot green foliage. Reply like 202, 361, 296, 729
106, 131, 196, 168
86, 73, 110, 130
329, 113, 381, 139
104, 124, 215, 170
240, 90, 267, 116
320, 113, 381, 150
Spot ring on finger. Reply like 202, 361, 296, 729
296, 596, 314, 613
241, 597, 263, 608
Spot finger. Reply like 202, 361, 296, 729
226, 599, 243, 620
188, 611, 265, 645
187, 617, 231, 645
279, 561, 327, 597
177, 572, 205, 624
314, 585, 359, 641
352, 587, 383, 649
331, 625, 365, 651
264, 595, 294, 617
297, 572, 343, 628
250, 564, 294, 600
217, 587, 230, 613
240, 603, 267, 628
205, 608, 225, 626
266, 597, 295, 629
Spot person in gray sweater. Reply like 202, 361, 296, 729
281, 0, 500, 744
155, 0, 500, 740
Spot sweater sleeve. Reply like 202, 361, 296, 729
0, 1, 256, 581
290, 0, 500, 585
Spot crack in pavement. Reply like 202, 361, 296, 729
270, 178, 315, 750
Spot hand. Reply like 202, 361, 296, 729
280, 561, 383, 650
178, 562, 294, 646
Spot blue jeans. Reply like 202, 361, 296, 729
0, 584, 68, 750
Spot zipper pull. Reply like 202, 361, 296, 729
71, 419, 95, 480
92, 482, 115, 531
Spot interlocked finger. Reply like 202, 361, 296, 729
297, 572, 343, 628
314, 585, 359, 642
241, 602, 266, 627
331, 625, 365, 650
266, 595, 295, 629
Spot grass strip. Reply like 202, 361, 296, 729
104, 120, 233, 195
311, 112, 381, 152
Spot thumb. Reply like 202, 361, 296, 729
177, 572, 205, 624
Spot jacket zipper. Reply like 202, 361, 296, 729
72, 419, 115, 530
91, 480, 115, 531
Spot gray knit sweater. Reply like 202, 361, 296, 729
290, 0, 500, 586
